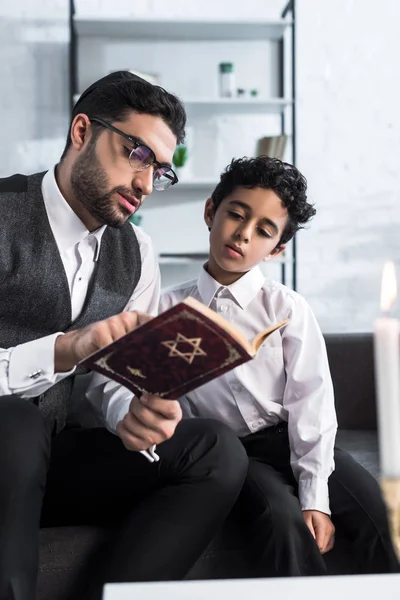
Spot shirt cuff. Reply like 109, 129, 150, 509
298, 477, 331, 515
105, 394, 132, 433
8, 333, 75, 397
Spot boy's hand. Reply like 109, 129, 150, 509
302, 510, 335, 554
116, 394, 182, 452
55, 311, 152, 372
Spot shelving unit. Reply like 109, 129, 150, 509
159, 252, 291, 267
69, 0, 297, 289
158, 253, 292, 287
73, 94, 293, 115
73, 16, 292, 41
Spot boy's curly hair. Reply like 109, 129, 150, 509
211, 156, 316, 246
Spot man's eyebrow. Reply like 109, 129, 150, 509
228, 200, 280, 235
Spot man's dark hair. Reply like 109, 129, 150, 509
211, 156, 316, 246
61, 71, 186, 160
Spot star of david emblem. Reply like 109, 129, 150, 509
161, 333, 207, 364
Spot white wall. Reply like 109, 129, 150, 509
4, 1, 397, 332
296, 0, 400, 332
75, 0, 291, 287
0, 1, 69, 176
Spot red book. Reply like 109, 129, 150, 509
80, 297, 288, 399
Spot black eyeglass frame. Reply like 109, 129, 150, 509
90, 116, 178, 190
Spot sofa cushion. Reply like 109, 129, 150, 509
336, 429, 379, 479
325, 334, 377, 430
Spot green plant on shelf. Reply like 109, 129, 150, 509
172, 144, 188, 169
129, 214, 142, 226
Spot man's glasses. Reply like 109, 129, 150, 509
90, 117, 178, 191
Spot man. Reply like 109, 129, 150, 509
0, 71, 248, 600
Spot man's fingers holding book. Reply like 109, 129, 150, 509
130, 395, 182, 435
116, 421, 154, 452
55, 310, 152, 372
139, 394, 182, 420
129, 311, 153, 327
116, 396, 182, 451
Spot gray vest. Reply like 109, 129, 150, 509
0, 171, 142, 435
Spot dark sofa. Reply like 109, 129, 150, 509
38, 333, 380, 599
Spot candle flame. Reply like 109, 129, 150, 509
381, 261, 397, 313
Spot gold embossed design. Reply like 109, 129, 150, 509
94, 353, 115, 373
94, 353, 143, 389
93, 309, 244, 398
127, 367, 146, 379
161, 333, 207, 364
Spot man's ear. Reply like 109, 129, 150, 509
263, 244, 286, 262
204, 197, 215, 230
70, 113, 92, 151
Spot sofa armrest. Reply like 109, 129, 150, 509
324, 333, 377, 430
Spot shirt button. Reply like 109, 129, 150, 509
219, 305, 228, 313
250, 422, 258, 430
232, 383, 243, 393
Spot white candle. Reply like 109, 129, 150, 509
374, 261, 400, 477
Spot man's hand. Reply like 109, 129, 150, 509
116, 394, 182, 452
302, 510, 335, 554
55, 311, 152, 372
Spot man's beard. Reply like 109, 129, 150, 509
70, 140, 135, 229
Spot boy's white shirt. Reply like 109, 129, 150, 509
159, 265, 337, 515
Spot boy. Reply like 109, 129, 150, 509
160, 156, 399, 576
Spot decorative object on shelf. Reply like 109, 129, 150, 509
373, 261, 400, 560
257, 135, 288, 160
129, 214, 143, 226
235, 88, 260, 99
172, 144, 189, 180
218, 62, 235, 98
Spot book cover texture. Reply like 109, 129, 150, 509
81, 302, 252, 398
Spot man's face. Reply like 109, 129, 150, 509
70, 112, 177, 228
204, 186, 288, 285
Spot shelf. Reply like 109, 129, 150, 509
140, 180, 215, 209
73, 16, 292, 41
158, 253, 292, 266
168, 180, 216, 189
184, 97, 292, 115
73, 94, 292, 115
159, 253, 208, 265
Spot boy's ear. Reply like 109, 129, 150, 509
204, 197, 214, 229
263, 244, 286, 262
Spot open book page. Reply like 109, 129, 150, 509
251, 320, 289, 354
183, 297, 288, 356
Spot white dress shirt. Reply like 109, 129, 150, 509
160, 265, 337, 514
0, 167, 160, 432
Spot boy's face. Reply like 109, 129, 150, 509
204, 186, 288, 285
